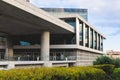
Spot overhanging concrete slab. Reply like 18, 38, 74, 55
0, 0, 75, 35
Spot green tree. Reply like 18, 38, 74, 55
93, 56, 120, 68
93, 56, 113, 65
113, 58, 120, 68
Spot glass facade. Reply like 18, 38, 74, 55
98, 34, 100, 50
79, 23, 83, 45
41, 8, 88, 21
0, 37, 5, 46
50, 34, 76, 44
77, 21, 103, 51
13, 35, 40, 46
20, 41, 31, 46
64, 19, 76, 27
90, 29, 93, 48
101, 37, 103, 51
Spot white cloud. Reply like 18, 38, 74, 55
30, 0, 119, 14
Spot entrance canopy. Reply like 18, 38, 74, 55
0, 0, 74, 35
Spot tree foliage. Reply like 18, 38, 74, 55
93, 56, 113, 65
93, 56, 120, 68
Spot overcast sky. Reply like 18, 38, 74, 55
30, 0, 120, 51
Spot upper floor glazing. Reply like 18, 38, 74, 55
41, 8, 88, 21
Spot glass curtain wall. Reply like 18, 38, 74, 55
41, 8, 88, 21
90, 29, 93, 48
101, 37, 103, 51
65, 20, 76, 27
0, 37, 5, 46
79, 23, 83, 45
0, 36, 5, 60
98, 34, 100, 50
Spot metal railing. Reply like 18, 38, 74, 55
0, 56, 42, 61
0, 55, 76, 61
50, 56, 76, 61
13, 56, 41, 61
0, 51, 77, 61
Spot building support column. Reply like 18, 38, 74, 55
88, 27, 90, 48
83, 23, 86, 47
41, 31, 51, 67
76, 18, 80, 45
4, 36, 13, 60
92, 30, 95, 49
99, 36, 101, 50
96, 33, 99, 50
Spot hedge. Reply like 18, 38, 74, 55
112, 68, 120, 80
0, 67, 107, 80
93, 64, 115, 76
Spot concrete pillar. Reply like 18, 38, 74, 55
76, 18, 80, 45
41, 31, 51, 67
99, 36, 101, 50
96, 33, 99, 50
74, 50, 79, 66
7, 62, 15, 69
92, 30, 95, 49
4, 36, 13, 60
83, 23, 86, 46
88, 27, 90, 48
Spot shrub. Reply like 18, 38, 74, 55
93, 56, 120, 68
113, 58, 120, 68
93, 64, 115, 76
93, 56, 113, 65
0, 67, 107, 80
112, 68, 120, 80
52, 67, 106, 80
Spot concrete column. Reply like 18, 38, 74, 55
92, 30, 95, 49
96, 33, 99, 50
76, 18, 80, 45
4, 36, 13, 60
83, 23, 86, 46
41, 31, 51, 67
88, 27, 91, 48
7, 62, 15, 69
99, 36, 101, 50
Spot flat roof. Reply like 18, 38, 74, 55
0, 0, 75, 35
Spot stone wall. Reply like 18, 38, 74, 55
75, 50, 102, 66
